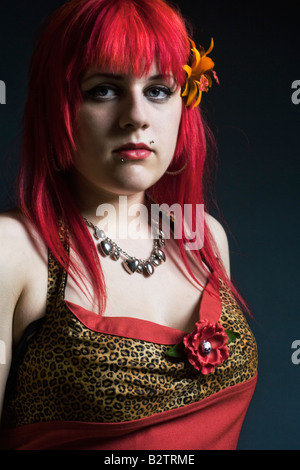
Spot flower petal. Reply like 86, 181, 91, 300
193, 90, 202, 108
186, 81, 198, 107
204, 37, 214, 57
205, 74, 212, 89
188, 38, 196, 50
201, 364, 215, 375
195, 56, 215, 76
188, 355, 202, 371
181, 81, 189, 97
183, 64, 192, 78
199, 76, 209, 92
210, 333, 228, 349
212, 70, 220, 85
191, 46, 201, 69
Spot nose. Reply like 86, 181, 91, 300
119, 90, 150, 131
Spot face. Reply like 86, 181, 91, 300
73, 62, 182, 198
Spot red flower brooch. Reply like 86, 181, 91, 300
167, 319, 239, 375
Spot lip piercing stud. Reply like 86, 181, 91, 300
150, 141, 154, 145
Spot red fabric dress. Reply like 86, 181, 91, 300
0, 250, 257, 450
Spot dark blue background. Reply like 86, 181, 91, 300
0, 1, 299, 450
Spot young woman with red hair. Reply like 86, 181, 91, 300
0, 0, 257, 450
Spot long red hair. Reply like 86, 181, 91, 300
18, 0, 248, 314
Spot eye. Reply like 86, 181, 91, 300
145, 86, 173, 102
84, 84, 118, 101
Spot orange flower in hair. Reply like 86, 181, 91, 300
181, 38, 219, 108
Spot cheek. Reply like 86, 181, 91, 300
169, 94, 182, 131
75, 106, 109, 151
163, 99, 182, 152
173, 99, 183, 134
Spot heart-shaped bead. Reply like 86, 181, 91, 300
123, 259, 139, 274
99, 240, 113, 256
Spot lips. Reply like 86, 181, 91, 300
113, 143, 152, 160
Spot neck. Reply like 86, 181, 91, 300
70, 170, 151, 240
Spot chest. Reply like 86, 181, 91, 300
14, 238, 207, 344
65, 239, 208, 332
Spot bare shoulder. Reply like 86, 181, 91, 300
0, 208, 30, 284
0, 208, 48, 297
205, 213, 230, 277
0, 206, 48, 323
0, 208, 47, 255
0, 207, 34, 239
0, 207, 30, 240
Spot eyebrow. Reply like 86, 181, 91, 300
81, 73, 172, 85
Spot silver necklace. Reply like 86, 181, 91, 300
84, 218, 166, 276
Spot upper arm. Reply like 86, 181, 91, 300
0, 284, 14, 420
205, 213, 231, 278
0, 212, 28, 419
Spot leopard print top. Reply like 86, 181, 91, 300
3, 251, 258, 427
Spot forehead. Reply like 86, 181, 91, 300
81, 62, 175, 86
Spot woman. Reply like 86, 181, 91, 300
0, 0, 257, 450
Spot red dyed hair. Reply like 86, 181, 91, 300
18, 0, 247, 313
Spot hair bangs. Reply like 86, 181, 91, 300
78, 0, 189, 86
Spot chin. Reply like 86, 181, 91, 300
114, 167, 161, 193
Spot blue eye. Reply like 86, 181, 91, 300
85, 85, 118, 101
145, 86, 173, 102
